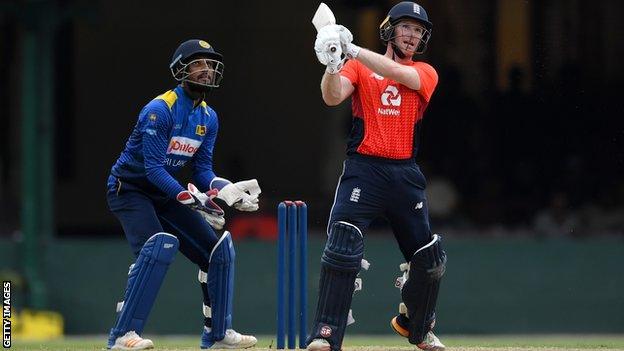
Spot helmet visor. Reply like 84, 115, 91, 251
383, 21, 431, 55
171, 58, 224, 88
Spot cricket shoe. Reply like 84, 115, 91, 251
391, 314, 445, 351
416, 331, 446, 351
201, 328, 257, 349
390, 313, 410, 338
307, 338, 331, 351
110, 331, 154, 350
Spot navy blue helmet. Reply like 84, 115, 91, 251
170, 39, 224, 89
380, 2, 432, 56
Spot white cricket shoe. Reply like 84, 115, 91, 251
211, 329, 257, 349
111, 331, 154, 350
307, 338, 331, 351
417, 331, 445, 351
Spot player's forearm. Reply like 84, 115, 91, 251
145, 166, 185, 199
355, 48, 421, 90
321, 71, 343, 106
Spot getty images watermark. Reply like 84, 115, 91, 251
2, 281, 10, 348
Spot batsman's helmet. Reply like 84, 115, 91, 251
169, 39, 224, 89
380, 1, 432, 56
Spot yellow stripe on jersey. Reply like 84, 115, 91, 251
155, 90, 178, 110
200, 101, 210, 115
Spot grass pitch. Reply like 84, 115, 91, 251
10, 334, 624, 350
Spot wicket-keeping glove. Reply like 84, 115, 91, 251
177, 183, 226, 229
216, 179, 261, 212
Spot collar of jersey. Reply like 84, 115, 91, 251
174, 85, 200, 113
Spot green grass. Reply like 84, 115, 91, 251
10, 334, 624, 350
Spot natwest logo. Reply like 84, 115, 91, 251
167, 137, 201, 157
381, 85, 401, 106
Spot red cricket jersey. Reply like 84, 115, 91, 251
340, 59, 438, 160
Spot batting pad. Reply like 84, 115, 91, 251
308, 221, 364, 350
107, 232, 179, 348
203, 231, 235, 346
402, 234, 446, 345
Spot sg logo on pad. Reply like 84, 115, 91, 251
320, 325, 332, 338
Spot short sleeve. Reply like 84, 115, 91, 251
340, 59, 360, 86
413, 62, 438, 102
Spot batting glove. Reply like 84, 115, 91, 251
334, 24, 360, 59
314, 26, 343, 71
177, 183, 226, 229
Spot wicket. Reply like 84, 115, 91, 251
277, 201, 308, 349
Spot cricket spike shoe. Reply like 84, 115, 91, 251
307, 338, 331, 351
390, 310, 445, 351
416, 331, 446, 351
201, 328, 257, 349
110, 331, 154, 350
391, 313, 410, 338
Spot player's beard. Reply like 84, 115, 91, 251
185, 80, 212, 96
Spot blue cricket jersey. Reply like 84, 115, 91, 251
109, 85, 218, 199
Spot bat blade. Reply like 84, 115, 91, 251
312, 3, 338, 53
312, 3, 336, 31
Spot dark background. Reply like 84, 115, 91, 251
1, 0, 623, 238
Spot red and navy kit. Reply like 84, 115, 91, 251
329, 60, 439, 258
340, 59, 438, 160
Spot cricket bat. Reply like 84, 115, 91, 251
312, 3, 337, 52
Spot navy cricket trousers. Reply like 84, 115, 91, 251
106, 175, 219, 270
328, 157, 433, 261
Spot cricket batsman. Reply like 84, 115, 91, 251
307, 2, 447, 351
105, 39, 259, 350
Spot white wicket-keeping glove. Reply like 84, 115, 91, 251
177, 183, 226, 229
334, 24, 360, 59
217, 179, 261, 212
314, 26, 343, 74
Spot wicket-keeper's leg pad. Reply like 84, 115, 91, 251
201, 231, 235, 348
308, 221, 364, 351
107, 232, 179, 348
401, 234, 446, 345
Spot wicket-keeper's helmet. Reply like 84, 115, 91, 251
170, 39, 224, 89
380, 1, 432, 56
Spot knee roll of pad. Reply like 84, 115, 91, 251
108, 232, 179, 348
308, 221, 364, 351
321, 221, 365, 271
412, 234, 446, 280
401, 234, 446, 345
